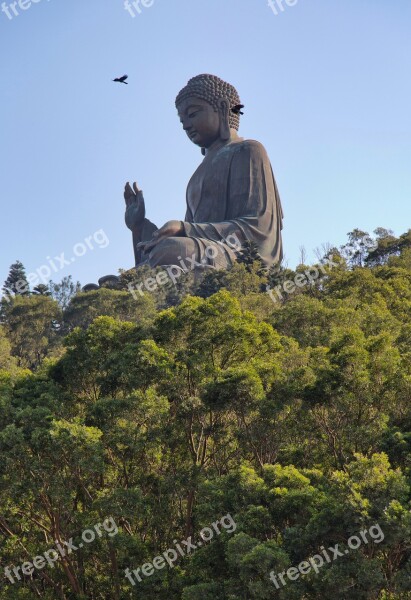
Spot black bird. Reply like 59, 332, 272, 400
113, 75, 128, 84
231, 104, 245, 115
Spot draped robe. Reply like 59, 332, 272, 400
146, 136, 283, 270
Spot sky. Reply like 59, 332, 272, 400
1, 0, 410, 291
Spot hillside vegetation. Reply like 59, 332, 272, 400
1, 229, 411, 599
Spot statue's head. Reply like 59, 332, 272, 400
175, 74, 243, 150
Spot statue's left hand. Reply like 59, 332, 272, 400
137, 220, 184, 253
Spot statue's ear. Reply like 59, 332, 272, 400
218, 98, 230, 141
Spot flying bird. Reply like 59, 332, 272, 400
113, 75, 128, 84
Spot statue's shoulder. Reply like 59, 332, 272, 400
230, 138, 270, 160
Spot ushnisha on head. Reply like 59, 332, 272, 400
176, 74, 244, 152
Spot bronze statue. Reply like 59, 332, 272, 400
124, 74, 283, 272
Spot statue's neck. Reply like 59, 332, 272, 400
203, 130, 241, 156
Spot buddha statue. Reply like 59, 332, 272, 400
125, 73, 283, 273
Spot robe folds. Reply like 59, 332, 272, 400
147, 137, 283, 270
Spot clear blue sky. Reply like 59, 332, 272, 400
1, 0, 410, 290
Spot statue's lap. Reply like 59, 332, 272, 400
146, 236, 238, 270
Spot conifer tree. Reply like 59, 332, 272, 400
2, 260, 30, 297
237, 240, 266, 275
33, 283, 51, 296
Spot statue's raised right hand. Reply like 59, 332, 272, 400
124, 181, 146, 231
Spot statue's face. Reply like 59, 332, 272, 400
177, 97, 220, 148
